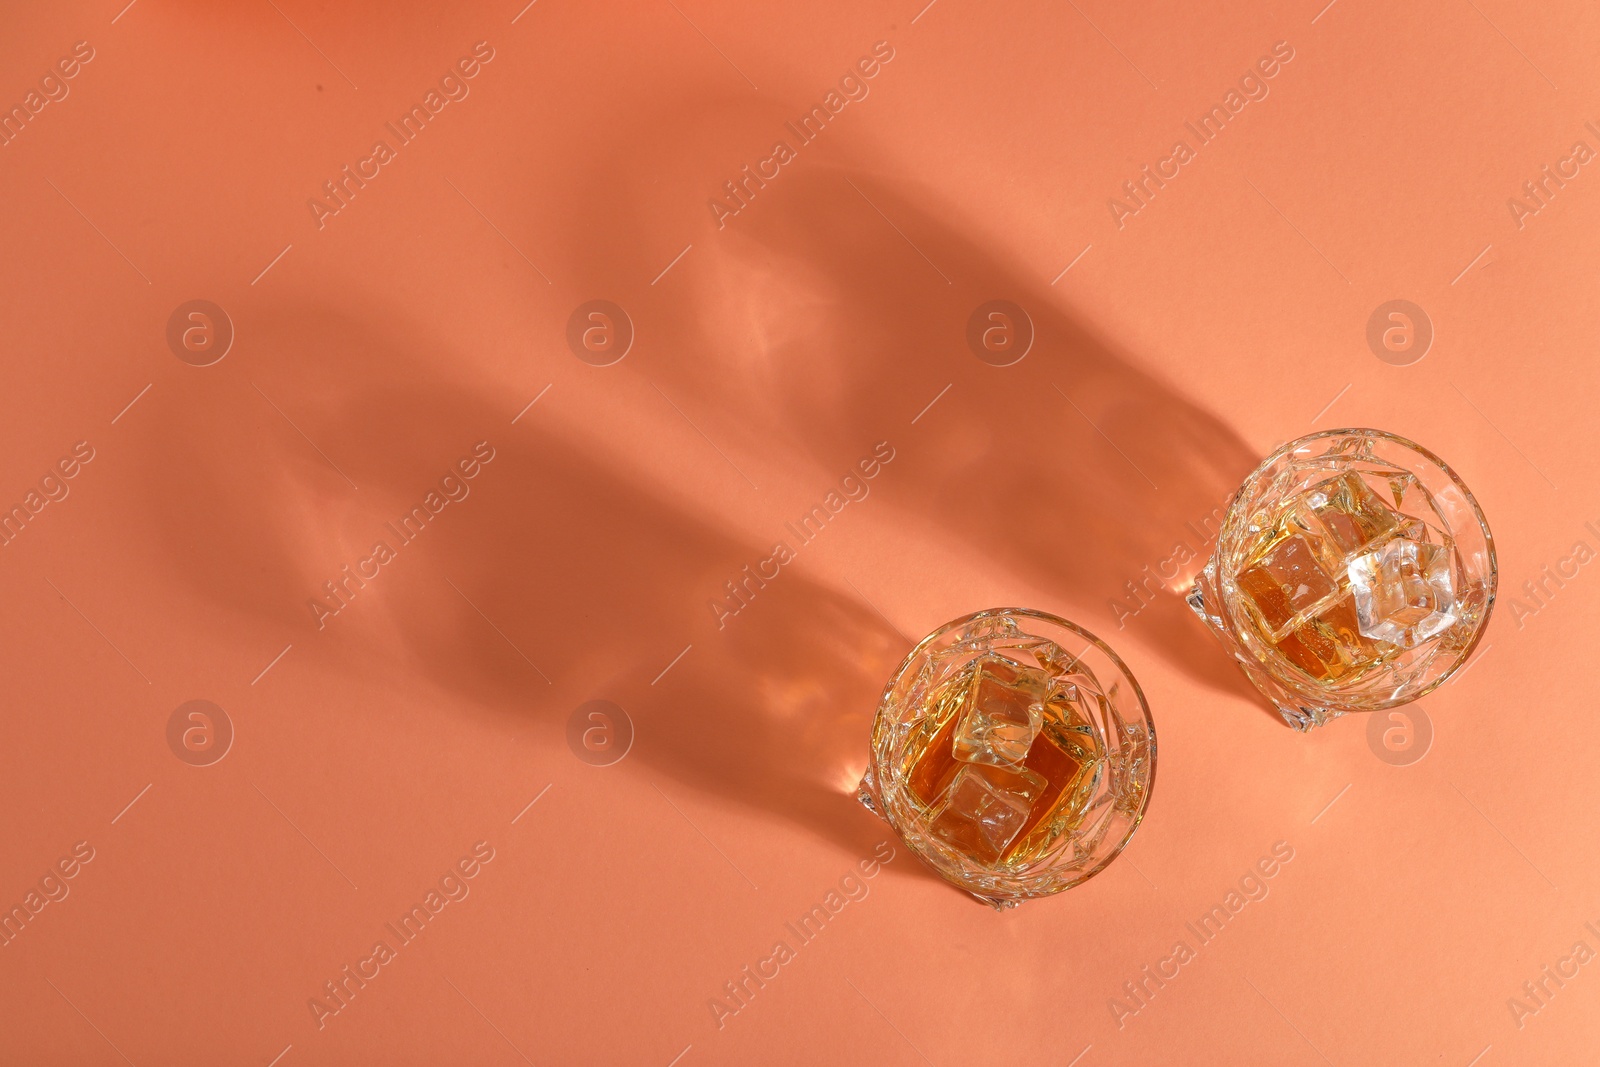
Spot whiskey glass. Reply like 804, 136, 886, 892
1188, 428, 1496, 731
857, 608, 1156, 909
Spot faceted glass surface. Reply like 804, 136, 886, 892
1187, 429, 1496, 730
859, 609, 1155, 907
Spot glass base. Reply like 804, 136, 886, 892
1185, 575, 1346, 732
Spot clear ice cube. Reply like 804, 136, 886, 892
952, 655, 1049, 766
1347, 538, 1458, 648
928, 762, 1047, 864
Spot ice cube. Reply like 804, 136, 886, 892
1236, 531, 1340, 634
928, 762, 1047, 864
1347, 538, 1458, 648
952, 655, 1049, 766
1274, 593, 1376, 682
1305, 471, 1400, 558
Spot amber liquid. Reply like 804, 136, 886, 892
900, 660, 1102, 868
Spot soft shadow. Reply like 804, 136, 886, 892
562, 112, 1263, 696
728, 167, 1263, 696
128, 304, 917, 860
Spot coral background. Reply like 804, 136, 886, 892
0, 0, 1595, 1063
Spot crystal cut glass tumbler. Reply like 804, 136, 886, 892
857, 608, 1156, 909
1187, 428, 1496, 731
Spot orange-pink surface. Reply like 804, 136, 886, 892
1, 1, 1595, 1063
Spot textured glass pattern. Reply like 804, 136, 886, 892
1188, 428, 1496, 730
857, 609, 1156, 908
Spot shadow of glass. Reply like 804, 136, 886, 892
623, 159, 1264, 700
125, 305, 923, 863
505, 74, 1268, 702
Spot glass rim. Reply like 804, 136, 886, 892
1215, 426, 1499, 709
